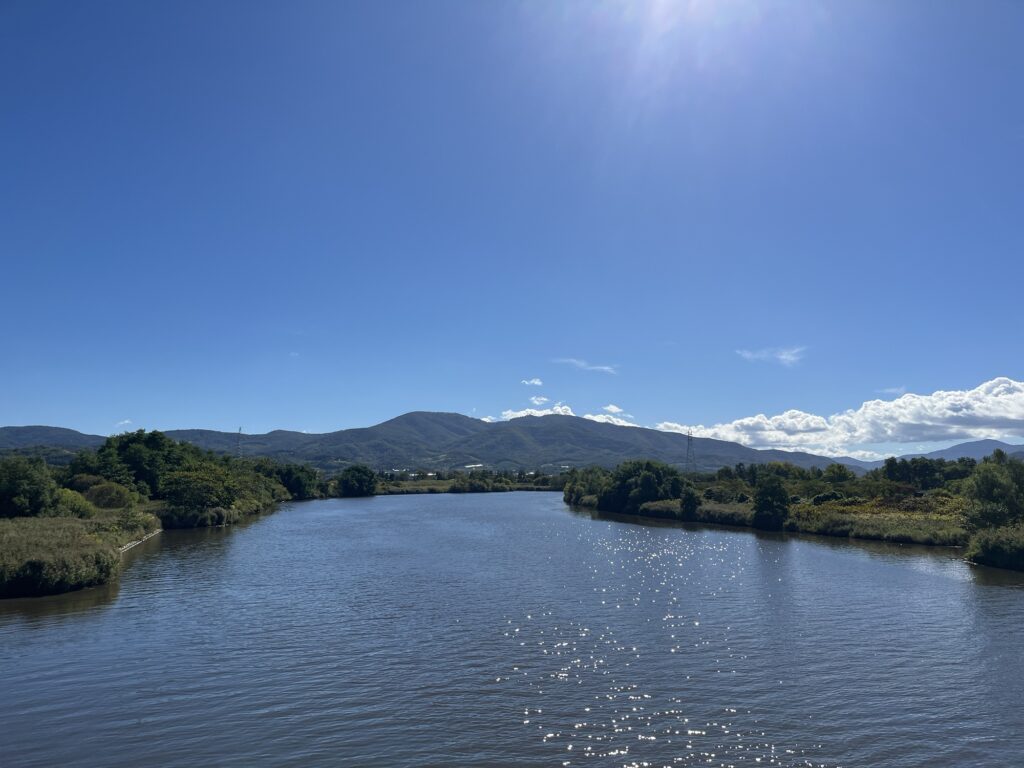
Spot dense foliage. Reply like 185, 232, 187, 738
565, 451, 1024, 571
338, 464, 378, 497
0, 457, 60, 518
0, 430, 328, 596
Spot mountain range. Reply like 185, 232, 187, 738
1, 413, 1022, 474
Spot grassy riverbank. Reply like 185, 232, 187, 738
378, 479, 559, 495
564, 456, 1024, 570
0, 430, 327, 598
0, 506, 160, 598
605, 496, 969, 547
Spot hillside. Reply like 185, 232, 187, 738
0, 426, 105, 451
1, 413, 841, 472
5, 414, 1020, 473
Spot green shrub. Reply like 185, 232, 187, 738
52, 488, 97, 519
680, 487, 701, 520
966, 526, 1024, 570
84, 481, 134, 509
638, 499, 681, 520
812, 490, 844, 505
694, 503, 754, 527
67, 473, 106, 492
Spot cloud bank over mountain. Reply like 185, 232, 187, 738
656, 377, 1024, 459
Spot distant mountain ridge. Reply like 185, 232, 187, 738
2, 413, 1022, 473
850, 439, 1024, 470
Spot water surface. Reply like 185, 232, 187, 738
2, 493, 1023, 766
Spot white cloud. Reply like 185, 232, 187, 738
583, 413, 639, 427
656, 377, 1024, 458
114, 419, 132, 429
603, 404, 624, 414
480, 416, 498, 423
521, 378, 543, 386
501, 403, 576, 420
529, 395, 550, 406
553, 358, 618, 374
736, 346, 806, 366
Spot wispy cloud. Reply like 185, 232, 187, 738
603, 404, 624, 414
114, 419, 132, 429
529, 395, 549, 406
877, 386, 907, 396
736, 346, 806, 367
521, 378, 543, 386
553, 358, 618, 374
656, 377, 1024, 459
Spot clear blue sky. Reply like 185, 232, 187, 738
2, 1, 1023, 457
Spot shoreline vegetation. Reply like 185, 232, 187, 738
0, 431, 567, 598
563, 456, 1024, 571
4, 430, 1023, 598
1, 430, 361, 598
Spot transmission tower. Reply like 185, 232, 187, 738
684, 429, 697, 476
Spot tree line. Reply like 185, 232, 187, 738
563, 452, 1024, 571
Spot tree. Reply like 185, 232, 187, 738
752, 475, 789, 530
680, 487, 701, 519
965, 456, 1024, 530
823, 463, 856, 484
0, 457, 60, 518
338, 465, 377, 497
162, 466, 237, 513
596, 460, 683, 515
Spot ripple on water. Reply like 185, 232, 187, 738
1, 494, 1023, 767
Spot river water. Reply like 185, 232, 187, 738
2, 493, 1023, 767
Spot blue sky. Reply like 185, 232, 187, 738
2, 1, 1023, 458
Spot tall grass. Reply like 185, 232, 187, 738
0, 508, 159, 598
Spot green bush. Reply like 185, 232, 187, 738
812, 490, 844, 506
52, 488, 97, 519
84, 481, 134, 509
638, 499, 681, 520
966, 526, 1024, 570
67, 473, 106, 492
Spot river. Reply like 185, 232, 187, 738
2, 493, 1023, 767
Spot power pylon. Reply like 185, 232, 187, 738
684, 429, 697, 476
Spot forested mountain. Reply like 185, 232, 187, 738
0, 426, 105, 451
4, 413, 1021, 473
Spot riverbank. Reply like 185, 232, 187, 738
571, 495, 1024, 571
378, 480, 558, 495
0, 506, 161, 599
572, 495, 982, 553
